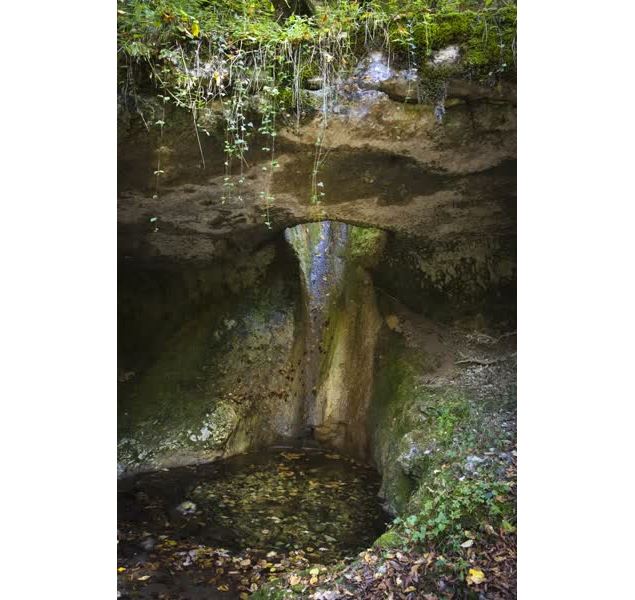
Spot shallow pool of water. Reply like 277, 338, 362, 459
117, 448, 388, 598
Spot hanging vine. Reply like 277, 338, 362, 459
118, 0, 517, 225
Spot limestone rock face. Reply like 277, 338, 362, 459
378, 73, 420, 103
117, 240, 306, 475
117, 60, 516, 485
446, 79, 517, 103
312, 267, 382, 459
397, 431, 431, 478
118, 70, 516, 265
187, 403, 238, 447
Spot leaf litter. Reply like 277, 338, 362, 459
117, 448, 388, 598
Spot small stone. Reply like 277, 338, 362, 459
140, 537, 155, 552
176, 500, 197, 515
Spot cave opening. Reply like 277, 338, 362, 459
116, 2, 518, 593
117, 220, 393, 595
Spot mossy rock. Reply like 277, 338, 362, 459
349, 227, 387, 268
397, 430, 433, 479
374, 529, 402, 549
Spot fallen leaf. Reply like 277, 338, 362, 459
137, 575, 151, 581
289, 575, 301, 585
466, 568, 486, 585
460, 539, 474, 548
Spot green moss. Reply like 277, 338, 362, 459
299, 60, 320, 83
317, 296, 347, 383
119, 1, 517, 118
369, 337, 419, 512
428, 391, 471, 443
385, 462, 416, 514
408, 6, 516, 79
462, 7, 517, 76
424, 11, 473, 48
374, 529, 403, 549
369, 320, 484, 517
370, 342, 516, 553
349, 227, 386, 268
276, 86, 295, 111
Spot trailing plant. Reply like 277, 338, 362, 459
397, 469, 515, 552
118, 0, 517, 222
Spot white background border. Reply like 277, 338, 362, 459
2, 1, 634, 598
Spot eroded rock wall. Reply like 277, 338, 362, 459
368, 294, 517, 515
118, 74, 516, 264
117, 61, 517, 500
313, 264, 382, 458
117, 239, 306, 475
